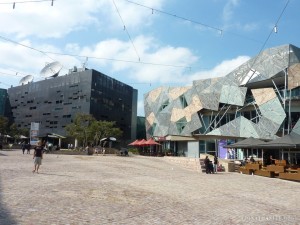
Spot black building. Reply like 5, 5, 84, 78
7, 69, 137, 141
0, 88, 12, 120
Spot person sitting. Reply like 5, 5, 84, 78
94, 147, 99, 155
250, 156, 255, 163
269, 155, 275, 165
241, 157, 248, 166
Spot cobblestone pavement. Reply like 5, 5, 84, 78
0, 150, 299, 225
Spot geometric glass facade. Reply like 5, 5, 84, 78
144, 44, 300, 141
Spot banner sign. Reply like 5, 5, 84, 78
30, 122, 39, 145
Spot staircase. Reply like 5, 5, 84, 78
200, 158, 206, 173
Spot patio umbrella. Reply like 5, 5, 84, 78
137, 139, 147, 146
100, 137, 117, 142
128, 139, 140, 146
145, 138, 161, 156
136, 139, 147, 155
19, 135, 28, 139
145, 138, 161, 145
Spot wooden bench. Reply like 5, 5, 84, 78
266, 165, 285, 173
279, 172, 300, 181
254, 170, 275, 178
274, 160, 287, 166
245, 163, 261, 171
285, 168, 298, 173
238, 167, 253, 175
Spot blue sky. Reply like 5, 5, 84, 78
0, 0, 298, 116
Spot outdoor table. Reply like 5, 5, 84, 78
285, 168, 298, 173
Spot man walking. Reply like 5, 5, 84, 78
213, 155, 218, 173
32, 141, 43, 173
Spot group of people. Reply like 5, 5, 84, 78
21, 143, 31, 154
226, 149, 235, 159
204, 155, 219, 174
86, 145, 105, 155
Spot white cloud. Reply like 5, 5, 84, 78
76, 35, 198, 84
0, 0, 165, 39
0, 40, 80, 87
221, 0, 259, 33
222, 0, 240, 22
187, 56, 250, 82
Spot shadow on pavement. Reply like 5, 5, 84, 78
38, 172, 74, 177
0, 178, 18, 225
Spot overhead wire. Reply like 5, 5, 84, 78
0, 35, 190, 69
0, 0, 290, 88
112, 0, 141, 61
243, 0, 290, 86
0, 0, 56, 8
124, 0, 262, 44
0, 35, 55, 62
0, 0, 55, 4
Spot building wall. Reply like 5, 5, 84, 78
144, 44, 300, 141
144, 44, 300, 158
187, 141, 199, 158
0, 88, 12, 120
7, 69, 137, 141
136, 116, 146, 140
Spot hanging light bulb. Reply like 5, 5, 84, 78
274, 25, 278, 33
13, 2, 15, 9
51, 0, 54, 6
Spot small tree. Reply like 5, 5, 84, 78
91, 120, 123, 146
0, 116, 8, 134
65, 113, 123, 148
65, 113, 96, 147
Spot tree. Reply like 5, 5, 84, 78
65, 113, 123, 147
90, 120, 123, 146
0, 116, 8, 134
65, 113, 96, 147
9, 123, 30, 143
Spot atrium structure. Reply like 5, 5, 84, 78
144, 44, 300, 157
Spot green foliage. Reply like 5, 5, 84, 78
65, 113, 123, 147
128, 148, 139, 155
0, 116, 8, 134
0, 119, 29, 143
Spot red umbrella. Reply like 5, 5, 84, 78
145, 138, 161, 145
137, 139, 147, 146
128, 139, 140, 146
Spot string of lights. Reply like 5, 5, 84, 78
0, 35, 190, 69
0, 36, 55, 62
112, 0, 140, 62
0, 0, 55, 9
0, 0, 290, 89
124, 0, 263, 44
244, 0, 290, 86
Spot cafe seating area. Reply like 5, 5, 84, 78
238, 160, 300, 182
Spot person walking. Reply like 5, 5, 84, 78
21, 143, 26, 154
26, 143, 31, 154
204, 156, 210, 174
32, 141, 43, 173
213, 155, 218, 173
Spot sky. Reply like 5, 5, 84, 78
0, 0, 299, 116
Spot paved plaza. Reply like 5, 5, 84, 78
0, 150, 299, 225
